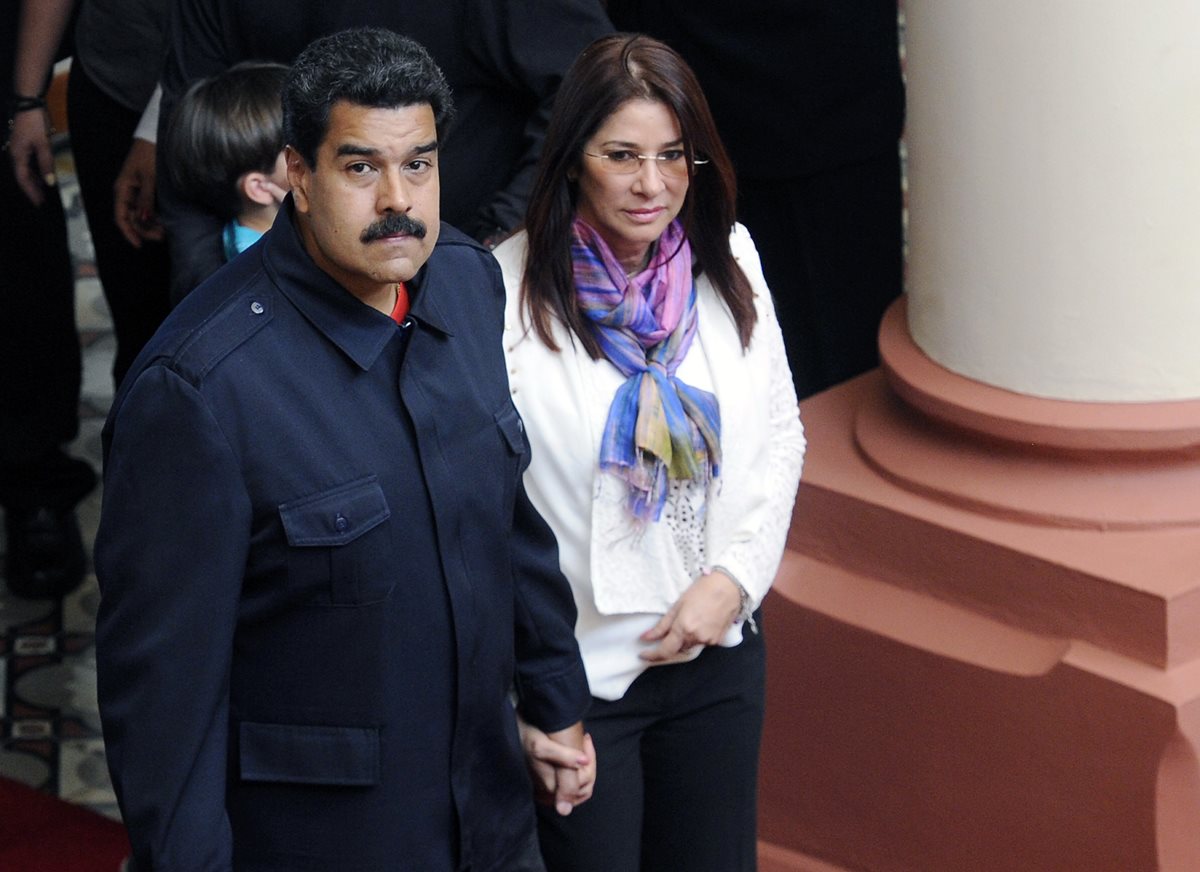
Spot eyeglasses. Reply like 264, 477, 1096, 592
582, 149, 708, 178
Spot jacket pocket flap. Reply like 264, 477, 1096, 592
494, 405, 526, 455
239, 721, 380, 786
279, 476, 390, 547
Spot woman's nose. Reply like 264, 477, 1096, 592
632, 157, 667, 195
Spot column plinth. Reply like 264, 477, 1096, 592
758, 364, 1200, 870
853, 300, 1200, 531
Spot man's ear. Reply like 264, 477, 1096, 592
285, 145, 311, 213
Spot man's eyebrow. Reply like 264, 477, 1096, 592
333, 140, 440, 158
335, 144, 380, 158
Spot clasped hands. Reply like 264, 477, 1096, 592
518, 718, 596, 817
517, 573, 742, 815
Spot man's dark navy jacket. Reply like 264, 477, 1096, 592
94, 203, 590, 871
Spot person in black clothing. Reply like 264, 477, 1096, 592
159, 0, 614, 301
606, 0, 906, 398
2, 1, 95, 600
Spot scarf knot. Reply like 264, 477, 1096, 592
572, 218, 721, 523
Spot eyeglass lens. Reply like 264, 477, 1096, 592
588, 150, 697, 177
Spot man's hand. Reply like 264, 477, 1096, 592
638, 570, 742, 663
113, 138, 164, 247
7, 107, 56, 206
517, 718, 596, 816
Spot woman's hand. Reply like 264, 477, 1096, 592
517, 717, 597, 816
639, 570, 743, 663
7, 107, 56, 206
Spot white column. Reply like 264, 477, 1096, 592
904, 1, 1200, 402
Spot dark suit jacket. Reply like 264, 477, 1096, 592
94, 204, 590, 871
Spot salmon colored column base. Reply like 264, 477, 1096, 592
756, 299, 1200, 871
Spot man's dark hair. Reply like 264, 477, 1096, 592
283, 27, 455, 167
165, 62, 289, 222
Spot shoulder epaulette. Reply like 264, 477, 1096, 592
172, 290, 275, 382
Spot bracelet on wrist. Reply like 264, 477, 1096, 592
734, 582, 752, 622
4, 94, 53, 154
707, 564, 754, 622
10, 94, 48, 114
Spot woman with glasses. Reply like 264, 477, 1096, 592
493, 33, 805, 871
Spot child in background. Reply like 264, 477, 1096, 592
164, 62, 289, 260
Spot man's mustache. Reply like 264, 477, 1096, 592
361, 213, 428, 243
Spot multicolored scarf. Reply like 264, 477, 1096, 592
572, 217, 721, 523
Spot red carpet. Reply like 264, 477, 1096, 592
0, 776, 129, 872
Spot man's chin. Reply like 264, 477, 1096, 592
376, 256, 423, 284
383, 244, 435, 280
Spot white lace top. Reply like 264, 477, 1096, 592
664, 477, 707, 582
495, 225, 805, 700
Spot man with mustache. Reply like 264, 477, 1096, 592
94, 29, 594, 871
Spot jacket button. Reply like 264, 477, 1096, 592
250, 301, 265, 315
334, 512, 349, 532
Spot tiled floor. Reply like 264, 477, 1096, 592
0, 142, 120, 821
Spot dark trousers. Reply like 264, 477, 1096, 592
67, 61, 170, 389
538, 620, 766, 872
0, 120, 82, 475
739, 149, 904, 400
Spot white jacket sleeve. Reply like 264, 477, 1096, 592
707, 227, 806, 609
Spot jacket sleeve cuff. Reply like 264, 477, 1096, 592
516, 658, 591, 734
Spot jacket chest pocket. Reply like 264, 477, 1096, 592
493, 403, 527, 515
279, 475, 393, 606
